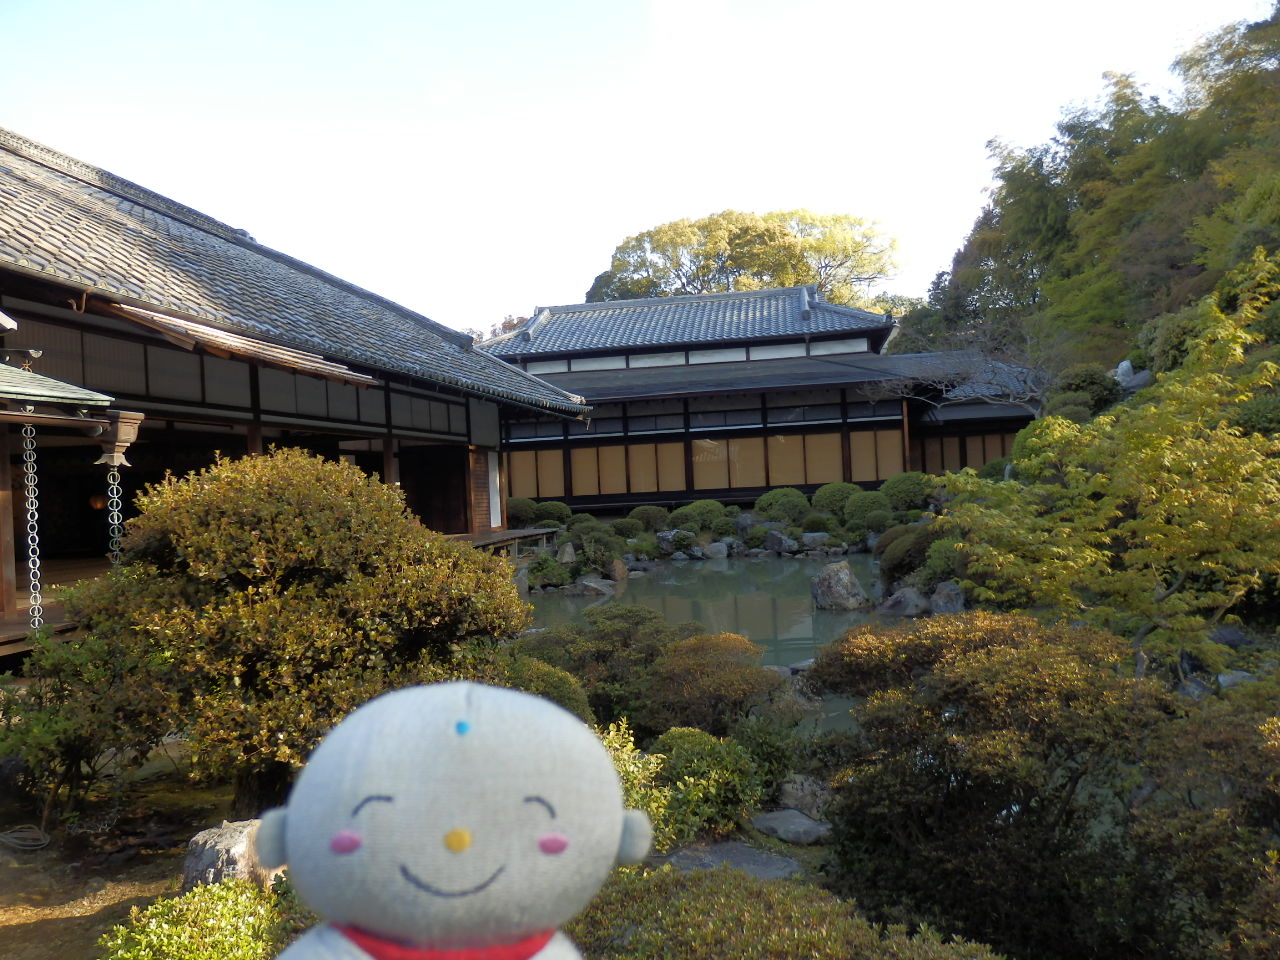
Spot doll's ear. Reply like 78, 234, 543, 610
616, 809, 652, 865
255, 807, 289, 870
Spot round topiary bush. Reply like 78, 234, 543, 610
843, 490, 892, 530
506, 496, 538, 527
878, 522, 946, 587
755, 487, 810, 523
501, 654, 594, 723
534, 499, 572, 525
710, 516, 738, 539
668, 499, 725, 531
526, 554, 571, 588
611, 517, 644, 538
811, 481, 858, 516
864, 509, 893, 533
802, 512, 832, 533
1052, 362, 1125, 414
879, 471, 935, 511
628, 504, 670, 532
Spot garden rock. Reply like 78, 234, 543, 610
514, 564, 529, 598
878, 586, 929, 617
181, 819, 279, 892
778, 774, 832, 820
801, 532, 830, 549
735, 512, 761, 536
811, 561, 871, 611
1176, 677, 1214, 700
703, 540, 728, 559
609, 558, 629, 583
930, 580, 965, 615
721, 537, 746, 557
1218, 669, 1258, 690
688, 546, 705, 559
764, 530, 799, 554
656, 529, 695, 555
670, 551, 690, 562
752, 809, 831, 846
1210, 625, 1251, 649
561, 577, 615, 597
787, 659, 814, 675
556, 541, 576, 564
664, 840, 801, 880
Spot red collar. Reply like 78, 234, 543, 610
336, 925, 555, 960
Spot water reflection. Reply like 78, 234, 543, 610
529, 555, 878, 668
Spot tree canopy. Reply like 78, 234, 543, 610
585, 209, 896, 308
893, 5, 1280, 373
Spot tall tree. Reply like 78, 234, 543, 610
585, 209, 895, 307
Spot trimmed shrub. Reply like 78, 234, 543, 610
755, 488, 810, 524
668, 499, 725, 531
611, 517, 643, 538
598, 720, 680, 853
1052, 362, 1124, 414
526, 554, 571, 588
744, 525, 769, 549
811, 481, 859, 516
843, 490, 892, 530
730, 715, 800, 801
579, 528, 627, 575
710, 516, 738, 539
879, 522, 947, 588
506, 496, 538, 527
630, 532, 659, 560
651, 727, 763, 836
97, 877, 312, 960
627, 504, 670, 532
801, 512, 833, 533
534, 500, 572, 524
864, 509, 893, 533
54, 449, 529, 818
639, 633, 784, 736
502, 654, 593, 723
670, 529, 696, 553
1043, 389, 1095, 423
566, 512, 598, 531
977, 456, 1012, 480
879, 471, 934, 511
533, 518, 561, 529
567, 867, 1001, 960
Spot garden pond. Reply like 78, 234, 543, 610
528, 554, 879, 729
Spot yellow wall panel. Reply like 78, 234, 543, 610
629, 444, 658, 493
599, 445, 628, 495
571, 447, 599, 496
965, 435, 985, 468
728, 437, 766, 488
850, 431, 877, 482
509, 450, 538, 498
876, 428, 905, 478
984, 433, 1004, 463
767, 435, 805, 486
942, 436, 962, 472
657, 442, 686, 491
922, 437, 942, 475
536, 449, 564, 498
692, 438, 729, 489
805, 433, 842, 483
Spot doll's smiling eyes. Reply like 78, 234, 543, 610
351, 794, 394, 817
523, 795, 556, 818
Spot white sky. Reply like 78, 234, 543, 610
3, 0, 1275, 332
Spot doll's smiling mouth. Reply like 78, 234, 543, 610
399, 863, 505, 898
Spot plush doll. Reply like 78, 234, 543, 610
255, 682, 652, 960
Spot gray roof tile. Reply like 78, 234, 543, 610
0, 128, 586, 417
483, 287, 895, 358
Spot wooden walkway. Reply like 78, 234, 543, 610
0, 557, 110, 660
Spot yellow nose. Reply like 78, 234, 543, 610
444, 828, 472, 853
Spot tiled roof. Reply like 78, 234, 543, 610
482, 286, 895, 358
0, 128, 587, 417
0, 361, 112, 407
532, 351, 1036, 402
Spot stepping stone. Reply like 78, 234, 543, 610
752, 809, 832, 845
663, 840, 801, 879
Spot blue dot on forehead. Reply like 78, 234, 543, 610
455, 720, 470, 736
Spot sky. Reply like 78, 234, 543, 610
3, 0, 1276, 334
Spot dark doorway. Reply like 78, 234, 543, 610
399, 444, 469, 534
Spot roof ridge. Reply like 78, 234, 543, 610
0, 127, 474, 350
545, 285, 816, 312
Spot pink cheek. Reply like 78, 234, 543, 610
538, 832, 569, 855
330, 830, 363, 855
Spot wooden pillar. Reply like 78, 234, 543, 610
0, 430, 15, 617
381, 436, 398, 485
246, 423, 263, 455
900, 399, 912, 472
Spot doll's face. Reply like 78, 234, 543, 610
283, 684, 625, 947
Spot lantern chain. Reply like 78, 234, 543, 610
106, 465, 123, 565
21, 424, 42, 630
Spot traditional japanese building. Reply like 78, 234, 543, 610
483, 286, 1035, 510
0, 127, 587, 609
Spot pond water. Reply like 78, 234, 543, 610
529, 554, 880, 729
